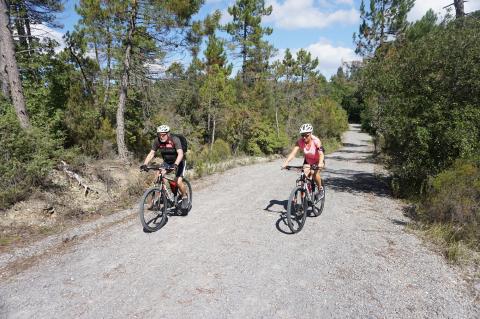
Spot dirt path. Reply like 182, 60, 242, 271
1, 124, 478, 318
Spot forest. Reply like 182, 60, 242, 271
348, 0, 479, 256
0, 1, 478, 254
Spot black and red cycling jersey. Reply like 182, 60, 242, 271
151, 135, 183, 165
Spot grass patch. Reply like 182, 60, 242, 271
188, 155, 279, 180
410, 222, 478, 266
0, 235, 21, 247
38, 226, 56, 236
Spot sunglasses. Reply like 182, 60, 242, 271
301, 133, 311, 138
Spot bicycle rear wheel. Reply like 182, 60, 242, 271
286, 186, 307, 233
139, 187, 168, 231
175, 178, 193, 215
312, 179, 326, 217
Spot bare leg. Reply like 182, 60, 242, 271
312, 170, 322, 190
177, 176, 187, 197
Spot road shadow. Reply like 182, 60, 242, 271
264, 199, 296, 234
325, 169, 391, 197
264, 199, 288, 213
323, 168, 365, 175
266, 199, 323, 234
327, 155, 351, 162
327, 155, 377, 165
334, 149, 372, 154
342, 142, 369, 148
142, 216, 169, 233
390, 218, 409, 226
276, 214, 295, 235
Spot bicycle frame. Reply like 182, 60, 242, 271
283, 165, 325, 233
139, 164, 193, 231
288, 166, 317, 202
150, 167, 179, 205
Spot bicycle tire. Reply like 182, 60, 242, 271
139, 187, 168, 231
286, 186, 307, 233
312, 179, 326, 217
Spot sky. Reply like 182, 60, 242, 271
44, 0, 480, 79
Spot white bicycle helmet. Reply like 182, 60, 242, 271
299, 123, 313, 134
156, 125, 170, 133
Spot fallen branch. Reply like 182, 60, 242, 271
60, 161, 98, 197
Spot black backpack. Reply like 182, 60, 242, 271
172, 134, 188, 153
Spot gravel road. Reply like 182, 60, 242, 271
1, 124, 478, 318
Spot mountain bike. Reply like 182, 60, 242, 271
283, 165, 325, 233
139, 164, 192, 232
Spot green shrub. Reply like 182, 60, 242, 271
322, 138, 343, 154
311, 97, 349, 140
360, 16, 480, 196
191, 139, 233, 176
0, 108, 63, 209
246, 121, 289, 156
210, 139, 232, 161
420, 158, 480, 247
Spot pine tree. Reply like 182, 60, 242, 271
0, 0, 30, 128
353, 0, 414, 57
75, 0, 203, 160
453, 0, 465, 18
296, 49, 319, 83
225, 0, 273, 84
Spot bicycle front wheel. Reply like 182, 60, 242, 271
139, 187, 168, 232
286, 186, 307, 233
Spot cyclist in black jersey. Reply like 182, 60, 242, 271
140, 125, 189, 210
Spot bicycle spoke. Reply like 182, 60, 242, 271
287, 187, 307, 233
312, 183, 326, 217
139, 188, 167, 232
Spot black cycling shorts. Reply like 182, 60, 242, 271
175, 160, 186, 178
303, 159, 326, 168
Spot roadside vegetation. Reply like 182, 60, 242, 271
0, 0, 349, 247
6, 0, 477, 265
336, 1, 479, 262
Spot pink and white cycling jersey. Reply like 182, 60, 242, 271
297, 135, 322, 165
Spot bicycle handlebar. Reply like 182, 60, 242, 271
284, 165, 322, 171
144, 163, 174, 171
284, 165, 303, 170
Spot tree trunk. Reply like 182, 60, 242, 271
102, 27, 112, 116
116, 1, 137, 160
242, 19, 247, 83
211, 115, 216, 150
0, 0, 30, 129
275, 104, 279, 138
379, 0, 386, 47
454, 0, 465, 18
25, 15, 32, 48
14, 6, 28, 49
207, 111, 211, 144
0, 37, 9, 98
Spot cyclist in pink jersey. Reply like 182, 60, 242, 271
282, 124, 325, 196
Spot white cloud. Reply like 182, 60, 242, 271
305, 40, 358, 77
266, 0, 359, 29
219, 8, 232, 25
276, 40, 359, 78
145, 61, 168, 75
29, 24, 66, 52
408, 0, 480, 21
335, 0, 354, 5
